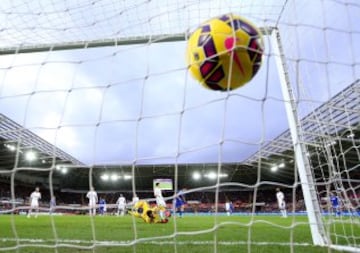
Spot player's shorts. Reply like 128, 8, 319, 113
156, 197, 166, 207
278, 201, 286, 210
30, 201, 39, 208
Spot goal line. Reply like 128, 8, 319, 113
0, 237, 314, 247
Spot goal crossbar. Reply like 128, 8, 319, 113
0, 27, 274, 55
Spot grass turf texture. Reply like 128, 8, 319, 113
0, 214, 355, 253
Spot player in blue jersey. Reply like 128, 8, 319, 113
99, 197, 107, 216
49, 196, 56, 215
174, 188, 186, 218
330, 192, 341, 217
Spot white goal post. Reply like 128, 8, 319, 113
271, 28, 328, 247
0, 1, 359, 253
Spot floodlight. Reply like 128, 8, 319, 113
270, 166, 278, 172
5, 144, 16, 151
219, 173, 228, 178
110, 173, 118, 181
325, 140, 336, 147
206, 172, 217, 180
61, 167, 68, 174
101, 174, 109, 181
25, 151, 36, 161
278, 162, 285, 168
123, 174, 132, 180
192, 171, 201, 180
347, 133, 354, 138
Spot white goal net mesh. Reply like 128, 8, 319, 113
0, 0, 359, 253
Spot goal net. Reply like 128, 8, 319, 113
0, 0, 359, 253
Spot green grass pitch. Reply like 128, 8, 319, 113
0, 214, 355, 253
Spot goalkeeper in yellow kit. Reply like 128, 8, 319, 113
129, 200, 169, 224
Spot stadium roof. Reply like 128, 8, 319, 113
242, 79, 360, 183
0, 113, 83, 166
0, 114, 84, 187
243, 79, 360, 167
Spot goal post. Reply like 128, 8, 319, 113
269, 25, 360, 252
270, 27, 328, 247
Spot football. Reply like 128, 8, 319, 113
186, 13, 264, 91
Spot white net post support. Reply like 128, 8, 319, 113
270, 27, 328, 247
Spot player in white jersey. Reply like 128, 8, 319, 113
27, 187, 41, 218
86, 187, 98, 216
276, 188, 287, 218
225, 198, 233, 216
154, 182, 166, 221
116, 194, 126, 216
132, 194, 139, 206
